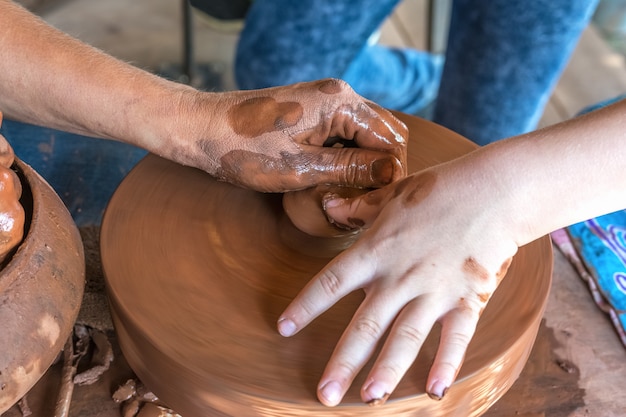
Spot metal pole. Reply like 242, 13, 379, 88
182, 0, 195, 84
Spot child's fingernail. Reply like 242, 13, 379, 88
277, 318, 296, 337
322, 193, 344, 209
364, 381, 390, 406
319, 380, 342, 406
427, 380, 449, 401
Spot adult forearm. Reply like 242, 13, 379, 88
0, 1, 201, 152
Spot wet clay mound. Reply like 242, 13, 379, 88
101, 114, 553, 416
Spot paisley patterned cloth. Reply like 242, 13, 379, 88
552, 211, 626, 348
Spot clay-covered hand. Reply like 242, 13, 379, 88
276, 159, 519, 406
0, 5, 405, 193
0, 113, 24, 264
168, 79, 407, 192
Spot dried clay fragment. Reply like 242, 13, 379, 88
113, 379, 137, 403
73, 328, 114, 385
136, 382, 159, 403
17, 396, 32, 417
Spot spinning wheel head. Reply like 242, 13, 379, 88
101, 114, 552, 416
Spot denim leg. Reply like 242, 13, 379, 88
235, 0, 443, 113
577, 94, 626, 115
235, 0, 399, 87
343, 45, 444, 115
434, 0, 599, 145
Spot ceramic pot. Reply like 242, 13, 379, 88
0, 158, 85, 413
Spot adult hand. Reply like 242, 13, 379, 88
276, 156, 519, 406
0, 6, 405, 194
168, 79, 407, 192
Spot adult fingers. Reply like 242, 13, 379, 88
219, 146, 403, 192
297, 146, 404, 189
343, 101, 408, 167
288, 80, 407, 159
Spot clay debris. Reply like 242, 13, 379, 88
55, 324, 114, 417
113, 378, 181, 417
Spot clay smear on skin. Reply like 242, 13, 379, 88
215, 149, 399, 192
365, 101, 409, 148
215, 149, 325, 191
393, 171, 437, 205
228, 97, 303, 138
367, 392, 391, 407
330, 170, 435, 228
463, 257, 490, 282
457, 297, 474, 313
318, 79, 409, 152
317, 79, 344, 95
316, 78, 406, 145
496, 257, 513, 283
427, 387, 449, 401
477, 292, 490, 304
318, 78, 407, 150
335, 171, 436, 229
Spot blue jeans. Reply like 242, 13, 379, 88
235, 0, 598, 145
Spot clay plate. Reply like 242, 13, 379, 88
101, 114, 553, 416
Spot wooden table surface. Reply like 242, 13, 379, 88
3, 239, 625, 417
486, 246, 626, 417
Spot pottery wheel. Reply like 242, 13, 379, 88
101, 113, 553, 417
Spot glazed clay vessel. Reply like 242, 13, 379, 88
101, 113, 553, 417
0, 159, 85, 413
